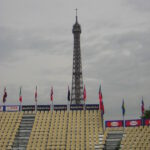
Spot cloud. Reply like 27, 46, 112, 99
124, 0, 150, 12
0, 0, 150, 120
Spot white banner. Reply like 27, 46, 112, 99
6, 106, 19, 112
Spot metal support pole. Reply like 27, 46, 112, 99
35, 101, 37, 113
20, 102, 22, 111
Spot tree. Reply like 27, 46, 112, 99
142, 109, 150, 119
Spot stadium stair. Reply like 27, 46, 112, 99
104, 130, 123, 150
95, 133, 105, 149
12, 113, 35, 150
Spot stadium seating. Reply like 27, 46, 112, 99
0, 112, 23, 150
121, 126, 150, 150
102, 126, 150, 149
1, 110, 150, 149
26, 110, 103, 150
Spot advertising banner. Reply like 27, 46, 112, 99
70, 104, 83, 110
6, 105, 20, 112
37, 105, 50, 111
86, 104, 99, 110
54, 105, 67, 111
125, 119, 142, 127
22, 105, 35, 111
145, 119, 150, 126
0, 106, 3, 112
105, 120, 123, 127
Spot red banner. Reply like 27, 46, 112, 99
125, 119, 141, 127
106, 120, 123, 127
145, 119, 150, 125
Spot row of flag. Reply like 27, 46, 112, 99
121, 97, 145, 117
67, 85, 87, 102
1, 86, 145, 116
1, 85, 104, 115
35, 86, 54, 102
2, 87, 54, 103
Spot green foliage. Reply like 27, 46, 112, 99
142, 109, 150, 119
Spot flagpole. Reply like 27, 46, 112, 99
141, 96, 144, 126
3, 88, 5, 108
3, 102, 5, 111
83, 85, 86, 111
51, 100, 52, 112
102, 112, 104, 134
67, 86, 70, 111
67, 100, 69, 111
51, 100, 53, 112
52, 100, 53, 111
123, 115, 124, 129
19, 87, 22, 112
20, 102, 22, 111
35, 101, 37, 113
35, 86, 37, 113
123, 115, 125, 130
3, 87, 7, 111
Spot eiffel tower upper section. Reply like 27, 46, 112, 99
71, 9, 84, 104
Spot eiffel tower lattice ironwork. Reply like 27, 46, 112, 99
71, 9, 84, 104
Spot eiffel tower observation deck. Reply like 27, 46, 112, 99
71, 9, 84, 104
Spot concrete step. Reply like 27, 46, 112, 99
12, 114, 35, 149
20, 124, 33, 127
106, 139, 121, 142
15, 133, 31, 137
18, 127, 32, 130
14, 137, 29, 140
104, 132, 123, 150
17, 129, 32, 132
105, 147, 119, 150
12, 146, 26, 150
13, 143, 28, 147
21, 119, 34, 122
23, 114, 35, 118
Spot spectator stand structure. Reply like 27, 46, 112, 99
0, 104, 104, 150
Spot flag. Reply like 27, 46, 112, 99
83, 85, 86, 101
122, 99, 125, 116
141, 97, 144, 116
19, 87, 22, 103
99, 85, 104, 114
51, 87, 53, 101
35, 86, 37, 102
67, 86, 70, 101
3, 88, 7, 103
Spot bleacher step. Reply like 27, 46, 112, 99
12, 114, 35, 150
14, 137, 29, 140
104, 131, 123, 150
12, 147, 26, 150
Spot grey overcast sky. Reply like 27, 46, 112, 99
0, 0, 150, 120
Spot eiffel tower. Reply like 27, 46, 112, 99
71, 9, 84, 104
